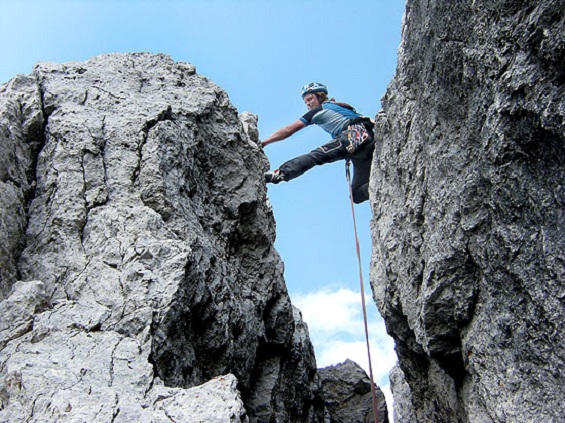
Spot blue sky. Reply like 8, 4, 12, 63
1, 0, 405, 416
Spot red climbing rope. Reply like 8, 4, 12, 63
345, 160, 380, 423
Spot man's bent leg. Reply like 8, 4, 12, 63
350, 140, 375, 204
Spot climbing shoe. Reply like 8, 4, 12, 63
265, 169, 286, 184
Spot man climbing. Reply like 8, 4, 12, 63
261, 82, 375, 204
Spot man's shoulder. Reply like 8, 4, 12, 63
301, 105, 323, 123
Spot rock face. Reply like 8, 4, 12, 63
371, 1, 564, 422
0, 53, 322, 422
388, 365, 416, 423
318, 359, 388, 423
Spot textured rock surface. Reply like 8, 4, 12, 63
371, 1, 564, 422
0, 283, 248, 422
0, 53, 323, 422
0, 75, 43, 299
318, 359, 388, 423
388, 365, 416, 423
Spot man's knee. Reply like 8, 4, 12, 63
352, 184, 369, 204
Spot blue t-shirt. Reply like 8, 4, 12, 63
300, 102, 361, 138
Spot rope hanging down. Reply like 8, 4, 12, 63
345, 160, 380, 423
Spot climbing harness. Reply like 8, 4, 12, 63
345, 160, 380, 423
346, 123, 370, 153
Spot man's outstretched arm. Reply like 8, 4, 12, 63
261, 120, 306, 147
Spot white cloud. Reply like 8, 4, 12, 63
293, 286, 398, 422
294, 288, 361, 335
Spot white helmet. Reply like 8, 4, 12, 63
301, 82, 328, 98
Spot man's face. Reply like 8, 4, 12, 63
304, 93, 320, 110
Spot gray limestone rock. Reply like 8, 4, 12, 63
388, 365, 416, 423
0, 52, 323, 422
147, 374, 249, 423
0, 281, 48, 350
371, 1, 564, 422
318, 359, 388, 423
0, 76, 43, 299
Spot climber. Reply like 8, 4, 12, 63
261, 82, 375, 203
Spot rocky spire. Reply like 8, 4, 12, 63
371, 1, 565, 421
0, 52, 325, 422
